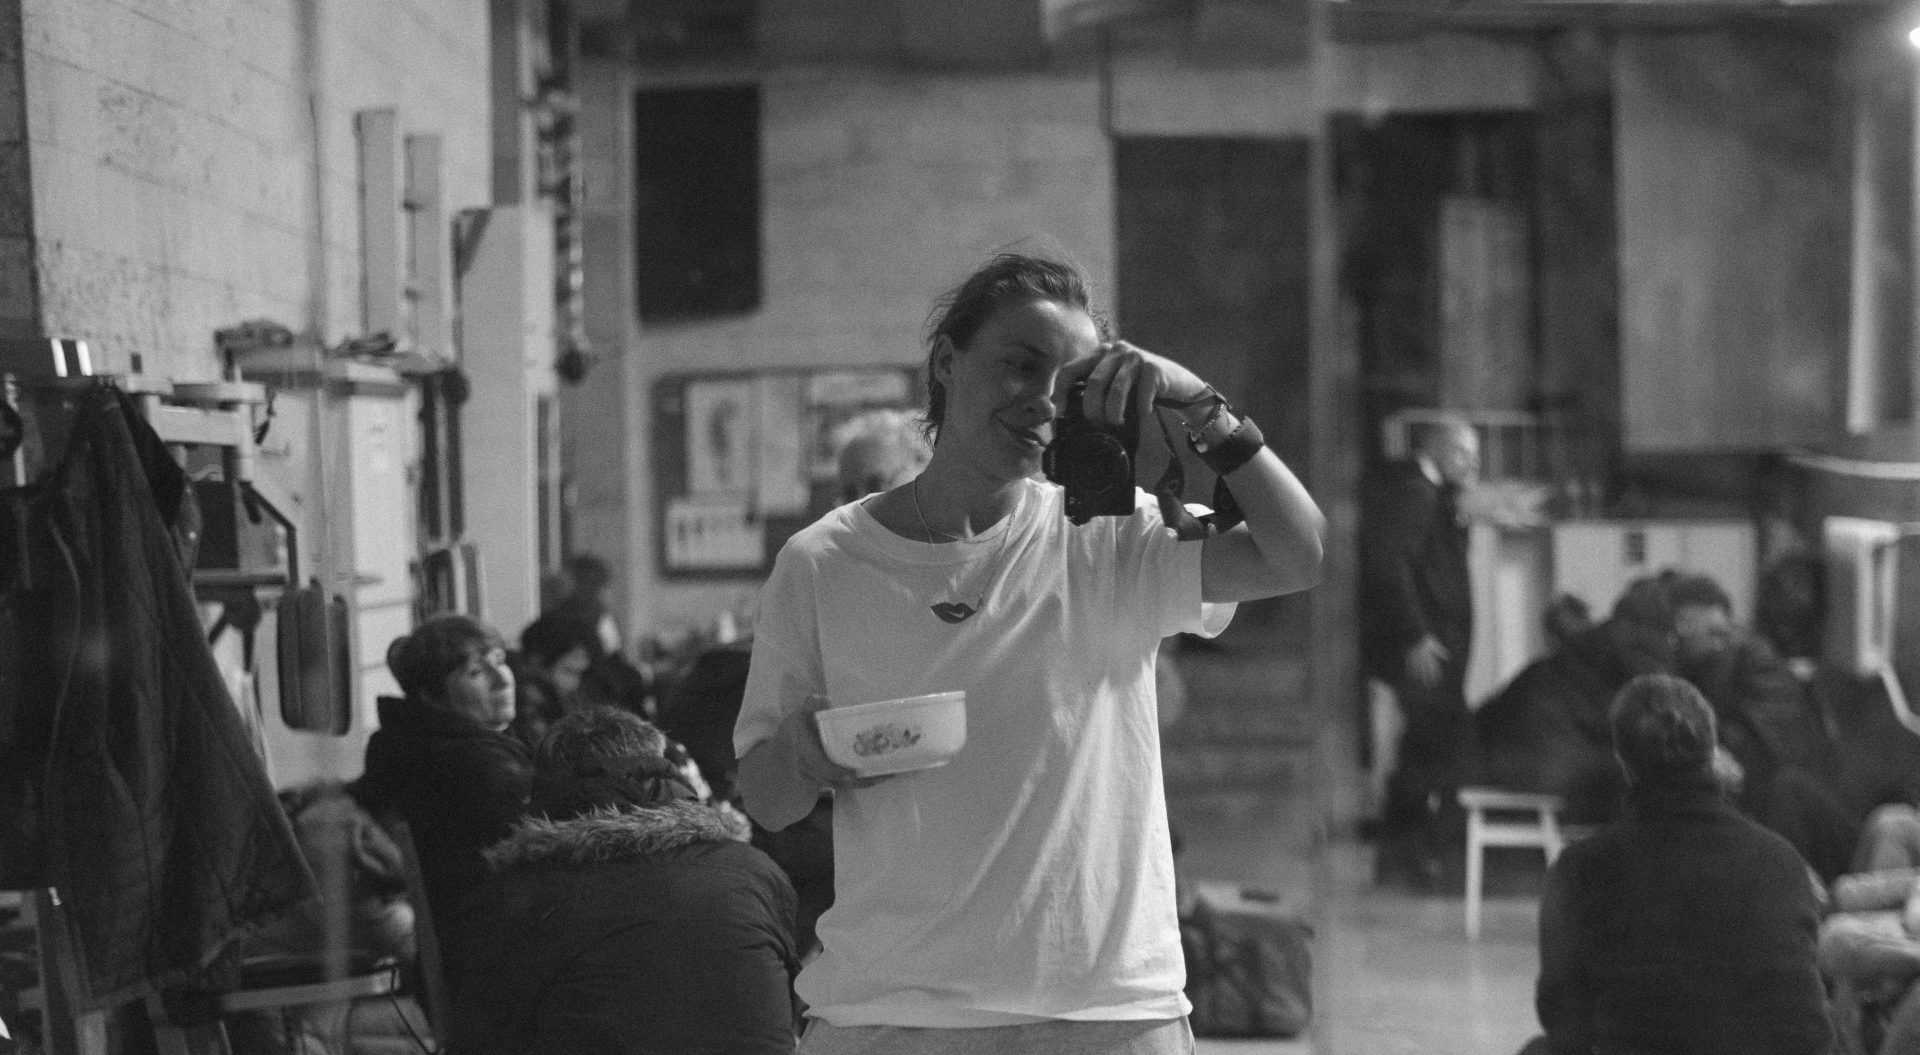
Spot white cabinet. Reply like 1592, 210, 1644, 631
1464, 523, 1553, 707
1551, 519, 1756, 624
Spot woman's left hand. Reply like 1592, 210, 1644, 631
1062, 340, 1213, 430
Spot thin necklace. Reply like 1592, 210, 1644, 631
911, 475, 962, 542
909, 476, 1017, 623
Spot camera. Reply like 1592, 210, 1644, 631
1042, 381, 1140, 524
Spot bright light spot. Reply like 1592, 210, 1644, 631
1909, 24, 1920, 49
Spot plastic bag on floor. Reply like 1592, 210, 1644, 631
1180, 882, 1312, 1038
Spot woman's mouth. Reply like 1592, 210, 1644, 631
1005, 423, 1047, 449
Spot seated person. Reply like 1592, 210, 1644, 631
829, 408, 930, 505
1532, 674, 1832, 1055
1813, 815, 1920, 1055
510, 612, 602, 748
1755, 548, 1827, 672
546, 554, 655, 715
1659, 570, 1870, 882
226, 782, 419, 1055
1475, 573, 1678, 823
353, 615, 532, 993
658, 636, 835, 961
1668, 572, 1833, 808
452, 707, 799, 1055
245, 781, 415, 966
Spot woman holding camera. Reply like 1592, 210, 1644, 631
734, 251, 1323, 1055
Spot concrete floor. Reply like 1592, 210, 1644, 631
1179, 811, 1544, 1055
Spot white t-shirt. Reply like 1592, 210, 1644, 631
735, 478, 1234, 1028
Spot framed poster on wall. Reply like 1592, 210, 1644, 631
653, 364, 921, 578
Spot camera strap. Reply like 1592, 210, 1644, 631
1148, 406, 1243, 542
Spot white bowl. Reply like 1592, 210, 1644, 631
815, 690, 967, 776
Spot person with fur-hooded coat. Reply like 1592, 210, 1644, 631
452, 706, 800, 1055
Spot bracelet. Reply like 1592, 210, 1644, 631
1193, 415, 1264, 476
1184, 398, 1231, 445
1155, 387, 1230, 442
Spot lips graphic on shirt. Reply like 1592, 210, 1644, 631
930, 602, 979, 624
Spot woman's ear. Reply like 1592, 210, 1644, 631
932, 334, 957, 388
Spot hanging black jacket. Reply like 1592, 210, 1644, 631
0, 384, 310, 1003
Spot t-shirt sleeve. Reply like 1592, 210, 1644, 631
1124, 487, 1236, 640
733, 542, 827, 758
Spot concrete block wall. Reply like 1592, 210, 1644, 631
574, 59, 1116, 642
18, 0, 497, 786
21, 0, 491, 378
573, 30, 1536, 645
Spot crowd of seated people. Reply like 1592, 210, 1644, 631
1475, 551, 1920, 1055
1474, 572, 1679, 823
1474, 559, 1918, 877
282, 613, 804, 1055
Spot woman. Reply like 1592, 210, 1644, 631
510, 612, 602, 748
734, 252, 1323, 1054
353, 615, 532, 991
453, 707, 799, 1055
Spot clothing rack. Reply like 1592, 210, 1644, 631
1, 339, 300, 586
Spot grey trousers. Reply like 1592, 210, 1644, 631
799, 1017, 1194, 1055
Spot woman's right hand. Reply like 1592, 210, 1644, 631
783, 695, 889, 791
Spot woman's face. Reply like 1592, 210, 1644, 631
549, 645, 592, 698
935, 298, 1101, 481
439, 645, 516, 731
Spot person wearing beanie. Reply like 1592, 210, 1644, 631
1530, 673, 1832, 1055
452, 707, 799, 1055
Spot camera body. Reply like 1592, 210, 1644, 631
1042, 381, 1140, 524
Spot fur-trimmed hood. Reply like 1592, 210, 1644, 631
484, 801, 752, 871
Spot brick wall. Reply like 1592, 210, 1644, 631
21, 0, 491, 378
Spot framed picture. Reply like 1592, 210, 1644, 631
653, 365, 919, 577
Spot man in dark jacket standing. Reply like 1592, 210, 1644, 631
1533, 674, 1832, 1055
1359, 416, 1478, 882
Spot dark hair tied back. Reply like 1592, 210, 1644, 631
531, 752, 695, 821
921, 252, 1104, 444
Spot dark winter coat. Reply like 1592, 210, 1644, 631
1475, 616, 1675, 823
1683, 632, 1831, 810
1536, 773, 1833, 1055
0, 384, 309, 1002
354, 694, 531, 984
1358, 459, 1472, 687
452, 802, 799, 1055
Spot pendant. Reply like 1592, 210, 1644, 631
929, 596, 984, 624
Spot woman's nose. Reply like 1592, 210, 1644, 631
1024, 375, 1061, 416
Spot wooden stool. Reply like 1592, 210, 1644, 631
1456, 787, 1567, 939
